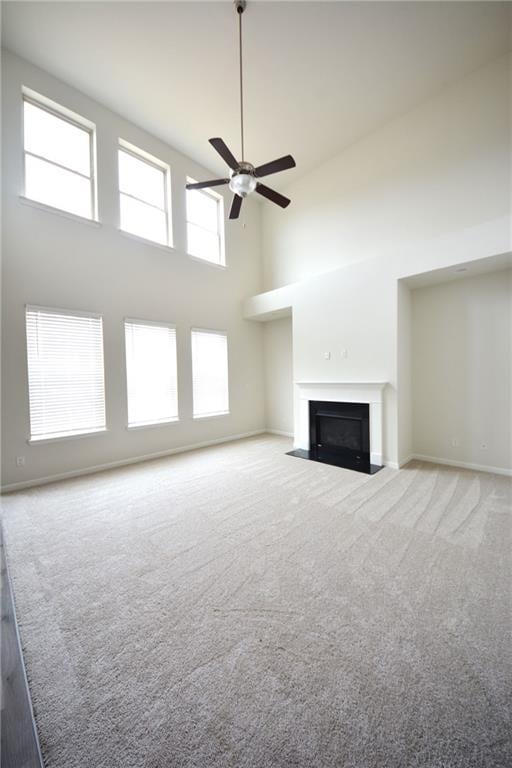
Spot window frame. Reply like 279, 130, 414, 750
25, 304, 107, 444
186, 179, 225, 267
118, 139, 172, 248
191, 327, 230, 419
124, 317, 179, 429
21, 87, 98, 222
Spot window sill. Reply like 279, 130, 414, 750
193, 412, 230, 421
186, 251, 226, 270
28, 428, 108, 445
118, 229, 227, 269
118, 228, 174, 253
127, 419, 179, 431
19, 196, 101, 227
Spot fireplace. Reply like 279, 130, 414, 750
309, 400, 370, 470
287, 382, 386, 475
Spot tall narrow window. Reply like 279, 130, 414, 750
125, 320, 178, 427
23, 90, 96, 219
191, 330, 229, 418
186, 181, 224, 265
118, 141, 170, 246
26, 307, 106, 441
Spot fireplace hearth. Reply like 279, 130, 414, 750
287, 399, 383, 475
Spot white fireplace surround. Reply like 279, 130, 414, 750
294, 382, 387, 466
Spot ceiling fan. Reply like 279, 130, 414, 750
186, 0, 296, 220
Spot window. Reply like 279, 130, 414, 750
125, 320, 178, 427
23, 90, 96, 219
26, 307, 106, 441
186, 181, 224, 265
118, 141, 170, 246
191, 330, 229, 418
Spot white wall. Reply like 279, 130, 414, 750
251, 53, 511, 467
397, 281, 412, 465
263, 316, 293, 435
411, 269, 512, 473
1, 51, 266, 489
262, 53, 511, 289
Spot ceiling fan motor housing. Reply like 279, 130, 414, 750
229, 161, 257, 197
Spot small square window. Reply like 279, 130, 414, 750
118, 141, 171, 246
186, 181, 225, 266
23, 91, 96, 220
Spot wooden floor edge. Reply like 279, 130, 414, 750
1, 523, 45, 768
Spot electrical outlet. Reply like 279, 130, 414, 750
324, 351, 331, 360
340, 348, 348, 359
16, 456, 25, 466
450, 438, 459, 447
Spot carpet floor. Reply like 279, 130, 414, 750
1, 435, 511, 768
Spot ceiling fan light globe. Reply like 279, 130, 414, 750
229, 173, 257, 198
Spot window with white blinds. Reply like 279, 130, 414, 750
26, 307, 106, 441
125, 320, 178, 427
191, 330, 229, 418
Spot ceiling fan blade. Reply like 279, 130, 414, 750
229, 194, 243, 220
186, 179, 229, 190
254, 154, 296, 178
209, 137, 239, 170
255, 183, 291, 209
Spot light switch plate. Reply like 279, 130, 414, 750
324, 351, 331, 360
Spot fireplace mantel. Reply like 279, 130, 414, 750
294, 381, 387, 466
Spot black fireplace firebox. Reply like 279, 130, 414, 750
287, 400, 382, 475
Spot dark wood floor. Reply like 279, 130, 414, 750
1, 526, 44, 768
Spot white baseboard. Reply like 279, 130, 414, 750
0, 430, 267, 493
410, 453, 512, 477
266, 429, 294, 438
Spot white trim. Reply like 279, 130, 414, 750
1, 430, 267, 494
118, 228, 175, 253
127, 418, 179, 431
410, 453, 512, 477
294, 381, 386, 467
266, 429, 294, 438
28, 428, 108, 445
26, 303, 103, 320
124, 316, 176, 330
19, 196, 101, 227
22, 86, 95, 131
193, 412, 230, 420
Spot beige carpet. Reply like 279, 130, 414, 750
2, 435, 511, 768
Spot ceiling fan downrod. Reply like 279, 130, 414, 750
185, 0, 296, 220
236, 0, 246, 162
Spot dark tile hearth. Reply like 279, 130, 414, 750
286, 448, 383, 475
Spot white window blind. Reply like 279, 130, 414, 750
23, 94, 95, 219
26, 307, 106, 441
118, 143, 170, 246
191, 330, 229, 418
186, 181, 224, 265
125, 320, 178, 427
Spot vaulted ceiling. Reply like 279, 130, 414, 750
3, 1, 511, 185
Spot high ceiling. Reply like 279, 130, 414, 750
3, 2, 511, 185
